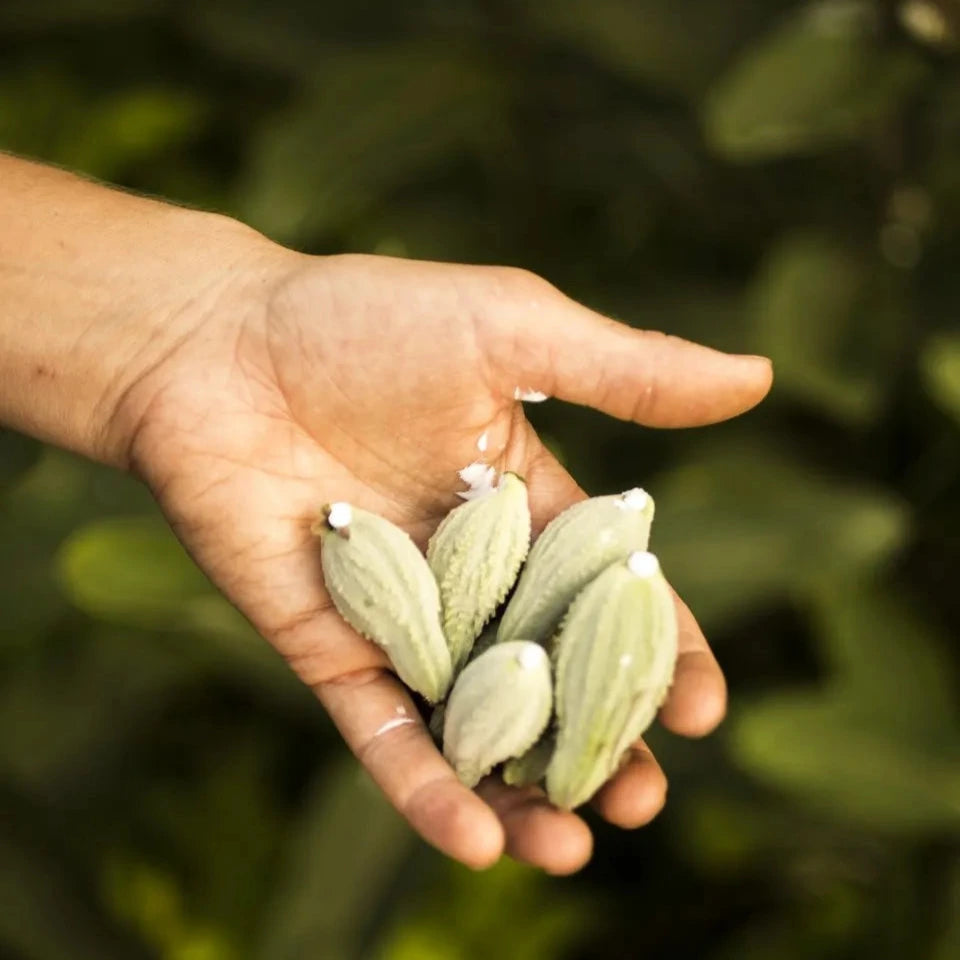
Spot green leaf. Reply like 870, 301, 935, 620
729, 586, 960, 832
703, 2, 927, 160
54, 515, 304, 705
64, 87, 207, 180
921, 333, 960, 425
0, 792, 152, 960
0, 626, 190, 793
56, 516, 214, 628
0, 429, 41, 494
650, 441, 908, 627
810, 585, 957, 743
518, 0, 771, 99
749, 233, 904, 424
256, 762, 413, 960
730, 693, 960, 831
237, 45, 506, 242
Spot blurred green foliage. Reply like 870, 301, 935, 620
1, 1, 959, 958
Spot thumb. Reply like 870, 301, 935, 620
487, 270, 773, 428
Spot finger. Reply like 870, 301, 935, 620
476, 779, 594, 875
316, 665, 505, 870
486, 269, 772, 427
591, 740, 668, 828
658, 591, 727, 737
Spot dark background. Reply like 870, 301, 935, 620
1, 1, 959, 958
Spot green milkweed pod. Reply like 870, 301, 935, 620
497, 488, 655, 646
315, 502, 453, 703
502, 732, 555, 788
443, 641, 552, 788
545, 551, 678, 810
427, 473, 531, 671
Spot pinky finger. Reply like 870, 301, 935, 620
316, 666, 505, 870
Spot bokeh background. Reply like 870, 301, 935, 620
2, 1, 959, 958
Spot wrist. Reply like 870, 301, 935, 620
0, 155, 293, 468
97, 209, 293, 470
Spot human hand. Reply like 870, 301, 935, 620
113, 246, 771, 874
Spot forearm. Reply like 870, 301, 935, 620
0, 153, 272, 467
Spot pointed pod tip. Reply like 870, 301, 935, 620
326, 501, 353, 530
515, 642, 548, 671
615, 487, 650, 511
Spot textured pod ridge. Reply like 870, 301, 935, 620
443, 641, 552, 787
427, 472, 531, 670
497, 487, 655, 646
545, 551, 678, 810
317, 503, 453, 703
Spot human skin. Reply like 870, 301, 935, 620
0, 152, 772, 874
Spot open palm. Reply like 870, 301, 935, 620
124, 251, 772, 874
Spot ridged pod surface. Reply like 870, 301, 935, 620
316, 503, 453, 703
443, 641, 552, 788
427, 473, 530, 671
497, 488, 654, 646
545, 551, 677, 810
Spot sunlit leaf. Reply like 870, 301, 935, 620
237, 46, 506, 241
921, 333, 960, 425
730, 692, 960, 830
810, 585, 957, 743
102, 859, 238, 960
55, 515, 305, 704
650, 441, 908, 627
57, 516, 214, 628
374, 858, 593, 960
703, 1, 927, 159
519, 0, 772, 99
64, 88, 207, 180
730, 586, 960, 831
256, 763, 413, 960
748, 233, 904, 423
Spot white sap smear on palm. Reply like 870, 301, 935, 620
477, 431, 489, 453
457, 460, 498, 501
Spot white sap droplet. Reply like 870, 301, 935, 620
513, 387, 550, 402
458, 461, 489, 486
615, 488, 649, 511
516, 643, 547, 670
627, 551, 660, 578
477, 431, 489, 453
619, 654, 633, 668
327, 502, 352, 529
